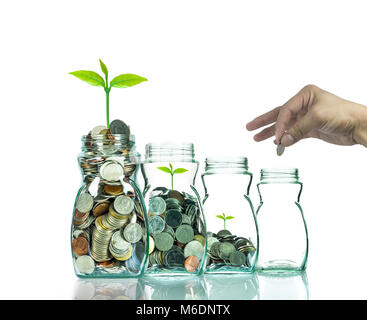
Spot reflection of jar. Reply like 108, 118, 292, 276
204, 274, 259, 300
71, 133, 148, 278
140, 277, 207, 300
256, 169, 308, 273
142, 143, 207, 276
73, 278, 143, 300
258, 272, 309, 300
201, 157, 258, 273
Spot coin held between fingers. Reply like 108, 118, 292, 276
276, 144, 285, 156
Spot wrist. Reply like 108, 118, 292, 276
353, 104, 367, 147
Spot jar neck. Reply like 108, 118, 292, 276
204, 157, 249, 174
144, 142, 196, 163
260, 168, 299, 183
81, 134, 135, 154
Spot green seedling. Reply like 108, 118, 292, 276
69, 59, 147, 128
157, 163, 188, 190
216, 213, 235, 230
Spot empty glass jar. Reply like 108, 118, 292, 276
142, 142, 207, 276
201, 157, 258, 273
256, 168, 308, 273
71, 132, 149, 278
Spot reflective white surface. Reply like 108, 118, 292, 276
73, 272, 308, 300
2, 0, 367, 300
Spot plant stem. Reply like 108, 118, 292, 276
105, 72, 110, 129
106, 89, 110, 129
171, 173, 174, 190
224, 219, 226, 230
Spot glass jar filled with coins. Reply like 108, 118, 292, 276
201, 157, 258, 273
71, 121, 149, 278
141, 142, 207, 276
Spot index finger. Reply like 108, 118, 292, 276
246, 106, 281, 131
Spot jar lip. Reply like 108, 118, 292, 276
80, 134, 136, 153
81, 133, 133, 141
260, 168, 299, 182
205, 156, 249, 172
145, 141, 194, 149
261, 167, 298, 174
144, 141, 196, 162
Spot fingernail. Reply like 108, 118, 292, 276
281, 133, 295, 146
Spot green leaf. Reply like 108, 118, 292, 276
173, 168, 189, 174
99, 59, 108, 78
225, 216, 235, 220
69, 70, 105, 87
157, 167, 171, 174
216, 215, 225, 220
169, 163, 173, 171
110, 74, 147, 88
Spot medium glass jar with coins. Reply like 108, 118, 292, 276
141, 142, 207, 276
256, 168, 308, 273
201, 157, 258, 273
71, 120, 149, 278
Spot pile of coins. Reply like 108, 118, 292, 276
206, 229, 256, 269
79, 120, 136, 178
146, 187, 205, 273
72, 120, 147, 276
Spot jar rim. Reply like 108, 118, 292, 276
204, 156, 249, 172
260, 168, 299, 183
144, 142, 196, 162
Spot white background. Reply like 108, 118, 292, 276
1, 0, 367, 299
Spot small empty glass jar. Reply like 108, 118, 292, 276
142, 142, 207, 276
201, 157, 258, 273
256, 168, 308, 273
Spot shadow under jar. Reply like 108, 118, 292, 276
256, 168, 308, 273
201, 157, 258, 273
141, 142, 207, 276
71, 133, 149, 278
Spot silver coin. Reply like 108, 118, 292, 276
148, 216, 165, 235
110, 119, 130, 135
78, 214, 95, 230
110, 230, 130, 253
114, 195, 134, 215
181, 214, 191, 225
154, 232, 174, 252
76, 255, 95, 274
73, 229, 88, 238
277, 144, 285, 156
163, 224, 175, 237
76, 193, 94, 213
105, 156, 125, 168
123, 223, 143, 243
207, 236, 219, 251
91, 125, 107, 138
149, 197, 166, 215
184, 240, 204, 259
100, 161, 124, 181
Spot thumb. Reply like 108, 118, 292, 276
281, 113, 319, 146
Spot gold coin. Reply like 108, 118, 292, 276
149, 236, 155, 254
104, 184, 123, 196
115, 245, 133, 261
193, 235, 205, 247
96, 216, 109, 231
108, 204, 128, 220
158, 250, 163, 264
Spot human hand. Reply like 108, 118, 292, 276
246, 85, 367, 148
